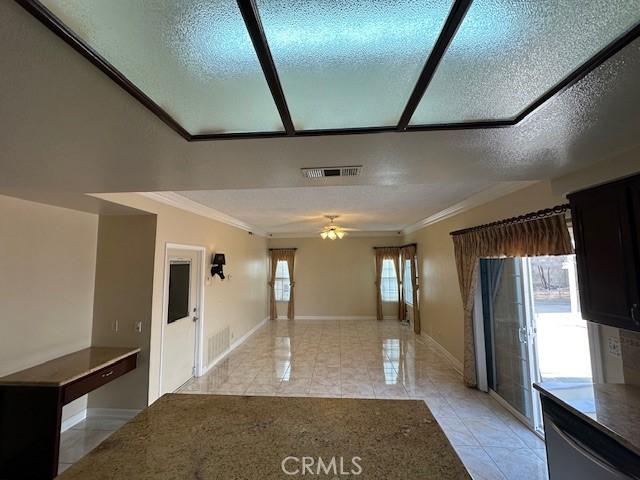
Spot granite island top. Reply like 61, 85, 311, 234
0, 347, 140, 386
59, 394, 470, 479
535, 382, 640, 456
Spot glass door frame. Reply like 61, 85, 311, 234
478, 257, 543, 432
521, 257, 544, 433
479, 254, 602, 436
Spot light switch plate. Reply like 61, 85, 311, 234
608, 336, 621, 357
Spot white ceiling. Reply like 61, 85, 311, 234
178, 181, 498, 234
1, 1, 640, 228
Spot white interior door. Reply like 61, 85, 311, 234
162, 249, 200, 394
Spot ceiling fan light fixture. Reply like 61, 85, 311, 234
320, 215, 346, 240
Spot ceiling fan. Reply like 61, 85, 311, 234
320, 215, 348, 240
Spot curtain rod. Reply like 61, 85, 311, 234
450, 204, 571, 237
373, 243, 417, 250
268, 248, 297, 251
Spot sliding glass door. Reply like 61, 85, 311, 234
481, 254, 593, 433
481, 258, 539, 426
527, 255, 592, 384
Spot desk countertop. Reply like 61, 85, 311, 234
0, 347, 140, 387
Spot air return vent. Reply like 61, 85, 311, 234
301, 166, 362, 179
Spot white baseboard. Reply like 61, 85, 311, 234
275, 315, 399, 320
61, 409, 87, 432
201, 317, 268, 376
420, 333, 464, 375
87, 408, 141, 419
61, 407, 141, 432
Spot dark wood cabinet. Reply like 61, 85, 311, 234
569, 174, 640, 332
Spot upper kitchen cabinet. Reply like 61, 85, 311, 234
569, 174, 640, 332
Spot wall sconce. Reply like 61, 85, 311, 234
211, 253, 226, 280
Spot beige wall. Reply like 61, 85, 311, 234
268, 236, 401, 319
0, 194, 98, 421
405, 150, 640, 366
551, 145, 640, 196
89, 215, 156, 410
403, 182, 565, 363
95, 193, 269, 403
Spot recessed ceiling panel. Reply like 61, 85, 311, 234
410, 0, 640, 125
256, 0, 454, 130
40, 0, 284, 135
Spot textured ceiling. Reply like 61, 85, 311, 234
1, 0, 640, 213
178, 182, 496, 233
32, 0, 640, 134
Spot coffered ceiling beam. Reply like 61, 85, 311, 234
396, 0, 472, 131
237, 0, 295, 136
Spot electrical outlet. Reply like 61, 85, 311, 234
608, 336, 621, 357
135, 321, 142, 333
112, 319, 119, 332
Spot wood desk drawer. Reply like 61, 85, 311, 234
63, 354, 137, 404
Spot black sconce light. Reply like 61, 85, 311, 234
211, 253, 226, 280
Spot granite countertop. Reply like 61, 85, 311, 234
59, 394, 470, 479
535, 382, 640, 456
0, 347, 140, 386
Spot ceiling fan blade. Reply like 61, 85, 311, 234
270, 216, 326, 230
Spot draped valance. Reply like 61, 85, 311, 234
450, 206, 573, 387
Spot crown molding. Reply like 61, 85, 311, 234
139, 192, 266, 236
402, 181, 538, 235
141, 182, 537, 240
268, 230, 403, 239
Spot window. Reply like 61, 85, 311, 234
168, 261, 190, 324
274, 260, 290, 302
380, 259, 398, 302
403, 258, 413, 305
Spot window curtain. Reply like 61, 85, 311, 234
451, 210, 573, 387
268, 248, 296, 320
401, 245, 421, 334
268, 253, 279, 321
374, 247, 400, 321
284, 251, 296, 320
393, 254, 403, 322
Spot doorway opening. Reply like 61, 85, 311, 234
480, 254, 594, 433
160, 244, 205, 395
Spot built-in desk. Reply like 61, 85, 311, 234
0, 347, 140, 479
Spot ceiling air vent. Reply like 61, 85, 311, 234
301, 166, 362, 179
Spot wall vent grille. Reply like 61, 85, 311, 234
207, 326, 230, 365
301, 166, 362, 178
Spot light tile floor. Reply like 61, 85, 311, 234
178, 319, 548, 480
57, 411, 135, 476
58, 319, 548, 479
